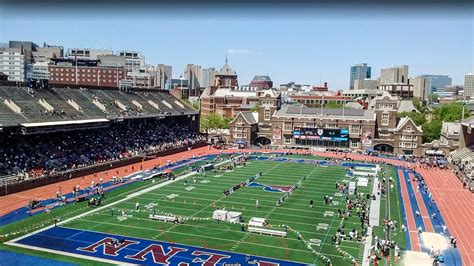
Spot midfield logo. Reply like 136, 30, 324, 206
78, 237, 282, 265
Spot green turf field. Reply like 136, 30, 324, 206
59, 159, 374, 265
1, 155, 407, 265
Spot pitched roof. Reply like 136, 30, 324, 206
217, 63, 236, 76
396, 117, 422, 132
442, 122, 460, 135
231, 111, 257, 124
397, 100, 419, 113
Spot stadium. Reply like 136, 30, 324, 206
0, 85, 473, 266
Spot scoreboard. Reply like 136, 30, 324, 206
293, 128, 349, 142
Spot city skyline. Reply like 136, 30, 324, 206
1, 5, 472, 89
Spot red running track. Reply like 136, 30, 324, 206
408, 172, 434, 233
416, 167, 474, 266
2, 148, 473, 264
397, 168, 421, 252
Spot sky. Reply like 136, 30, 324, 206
0, 3, 473, 90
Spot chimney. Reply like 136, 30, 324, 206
324, 82, 328, 88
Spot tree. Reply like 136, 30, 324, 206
397, 112, 426, 126
249, 105, 259, 112
192, 101, 200, 110
412, 97, 424, 111
429, 93, 439, 103
433, 102, 469, 122
422, 120, 443, 143
419, 102, 469, 143
200, 113, 231, 133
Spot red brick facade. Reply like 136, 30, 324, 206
48, 65, 125, 88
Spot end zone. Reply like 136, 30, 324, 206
8, 226, 306, 266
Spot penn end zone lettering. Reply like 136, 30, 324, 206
192, 250, 231, 266
77, 237, 139, 256
125, 244, 187, 264
29, 228, 305, 265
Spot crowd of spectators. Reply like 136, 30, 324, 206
449, 151, 474, 191
0, 119, 205, 179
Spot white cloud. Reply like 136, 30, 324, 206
227, 48, 253, 55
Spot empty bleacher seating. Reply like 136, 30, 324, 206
0, 86, 196, 127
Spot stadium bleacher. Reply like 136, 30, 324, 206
0, 86, 196, 125
449, 147, 474, 190
0, 85, 203, 185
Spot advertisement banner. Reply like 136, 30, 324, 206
273, 126, 282, 140
362, 130, 373, 146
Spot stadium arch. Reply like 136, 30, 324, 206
254, 136, 272, 146
373, 143, 394, 153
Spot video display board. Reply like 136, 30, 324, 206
293, 128, 349, 142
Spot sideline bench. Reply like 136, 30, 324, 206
149, 214, 178, 223
248, 226, 287, 237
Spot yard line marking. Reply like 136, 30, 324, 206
6, 170, 199, 244
70, 218, 360, 254
159, 162, 285, 239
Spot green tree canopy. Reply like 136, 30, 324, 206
249, 105, 259, 112
429, 93, 439, 103
397, 111, 426, 126
200, 113, 231, 133
398, 102, 468, 143
422, 120, 443, 143
433, 102, 468, 122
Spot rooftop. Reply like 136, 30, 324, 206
274, 105, 375, 120
217, 63, 236, 76
252, 75, 272, 81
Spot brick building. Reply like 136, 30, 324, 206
48, 58, 125, 88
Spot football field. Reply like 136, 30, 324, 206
3, 157, 382, 265
41, 157, 374, 265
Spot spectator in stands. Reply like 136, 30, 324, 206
0, 119, 206, 179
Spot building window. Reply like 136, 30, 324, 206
350, 141, 359, 148
284, 136, 291, 144
326, 123, 337, 129
350, 124, 360, 134
284, 122, 292, 131
406, 126, 412, 131
264, 109, 271, 121
305, 123, 315, 128
381, 112, 389, 126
